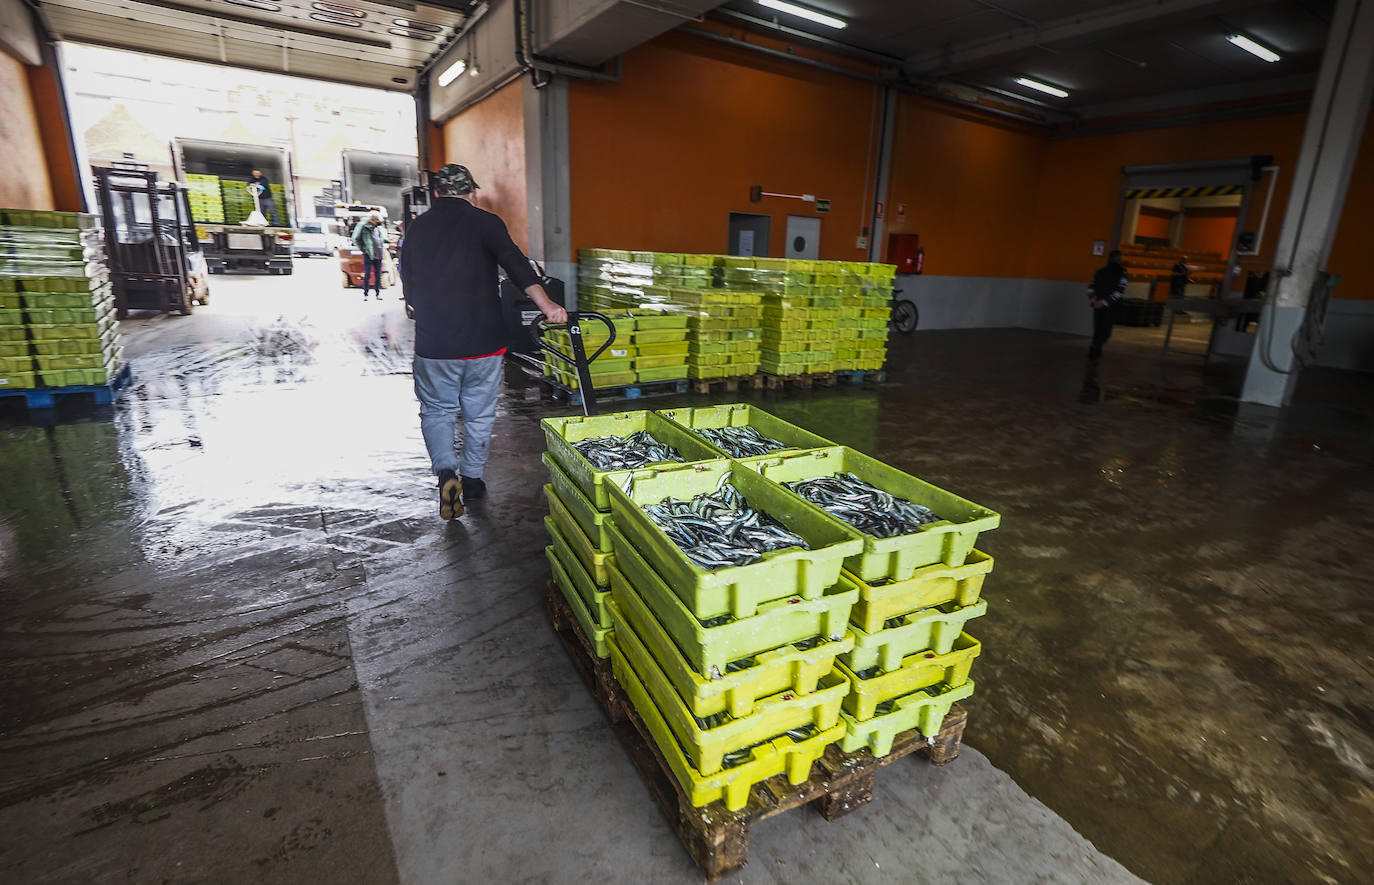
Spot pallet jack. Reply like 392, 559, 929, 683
532, 312, 617, 416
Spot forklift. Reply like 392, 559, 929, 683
93, 163, 210, 318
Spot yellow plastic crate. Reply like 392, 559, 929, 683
842, 600, 988, 672
549, 549, 611, 658
847, 551, 993, 633
38, 367, 115, 387
636, 340, 691, 357
542, 451, 613, 545
0, 371, 36, 389
608, 633, 845, 810
614, 600, 848, 775
543, 499, 614, 585
636, 365, 687, 383
606, 587, 852, 719
839, 681, 974, 758
546, 531, 611, 628
837, 633, 980, 719
633, 353, 685, 369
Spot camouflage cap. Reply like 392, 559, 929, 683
434, 163, 480, 196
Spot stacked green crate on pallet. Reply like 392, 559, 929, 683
736, 445, 1001, 757
0, 211, 123, 391
600, 456, 863, 810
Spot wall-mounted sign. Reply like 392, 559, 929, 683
896, 203, 907, 222
1092, 239, 1106, 256
816, 199, 831, 214
875, 201, 885, 219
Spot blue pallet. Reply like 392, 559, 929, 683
0, 361, 133, 409
835, 369, 886, 385
546, 375, 689, 406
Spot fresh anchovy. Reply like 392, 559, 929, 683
883, 616, 906, 630
701, 614, 733, 628
572, 430, 685, 470
696, 711, 731, 730
722, 747, 755, 769
854, 666, 881, 679
783, 472, 941, 538
792, 636, 824, 651
643, 480, 809, 570
785, 725, 816, 741
695, 425, 791, 458
873, 699, 897, 717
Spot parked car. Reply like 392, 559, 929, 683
293, 218, 346, 258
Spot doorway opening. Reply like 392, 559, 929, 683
727, 212, 770, 257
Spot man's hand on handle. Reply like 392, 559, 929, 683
526, 283, 567, 325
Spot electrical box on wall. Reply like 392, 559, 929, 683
887, 233, 922, 273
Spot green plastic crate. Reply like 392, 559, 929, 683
0, 341, 29, 358
549, 549, 611, 658
613, 602, 848, 775
542, 452, 614, 545
0, 371, 35, 389
543, 501, 614, 586
39, 367, 115, 387
542, 411, 722, 510
635, 340, 691, 357
0, 355, 36, 374
546, 531, 611, 628
847, 551, 993, 633
606, 591, 851, 720
608, 528, 857, 676
839, 681, 974, 758
633, 353, 685, 369
35, 351, 117, 371
0, 326, 26, 342
549, 367, 636, 390
656, 404, 834, 459
605, 461, 863, 620
608, 633, 844, 811
841, 599, 988, 672
635, 328, 689, 344
740, 447, 1001, 582
837, 633, 980, 719
636, 365, 687, 383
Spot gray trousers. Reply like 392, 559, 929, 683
412, 354, 503, 477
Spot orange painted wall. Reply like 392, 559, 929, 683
441, 78, 529, 252
1026, 114, 1306, 285
26, 66, 82, 211
568, 31, 881, 259
1179, 213, 1237, 256
884, 96, 1046, 278
0, 50, 54, 211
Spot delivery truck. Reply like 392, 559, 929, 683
342, 150, 418, 223
171, 137, 296, 274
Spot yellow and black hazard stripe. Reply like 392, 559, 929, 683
1125, 185, 1245, 199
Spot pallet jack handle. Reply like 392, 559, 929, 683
534, 311, 616, 416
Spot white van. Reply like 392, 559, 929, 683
293, 218, 346, 257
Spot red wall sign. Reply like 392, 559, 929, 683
896, 202, 907, 222
875, 201, 885, 219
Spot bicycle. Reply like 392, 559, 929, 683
889, 288, 918, 334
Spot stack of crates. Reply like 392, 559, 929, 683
540, 404, 1001, 811
0, 209, 123, 391
184, 175, 224, 223
741, 445, 999, 758
844, 262, 897, 372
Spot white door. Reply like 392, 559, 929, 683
785, 215, 821, 259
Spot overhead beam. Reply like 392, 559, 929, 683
905, 0, 1249, 75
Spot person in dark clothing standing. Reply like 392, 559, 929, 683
1087, 250, 1129, 361
401, 163, 567, 520
248, 169, 279, 226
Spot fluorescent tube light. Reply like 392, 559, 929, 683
758, 0, 846, 30
1227, 34, 1280, 63
1015, 77, 1069, 99
437, 58, 466, 86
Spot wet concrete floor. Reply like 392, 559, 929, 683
1, 259, 1371, 884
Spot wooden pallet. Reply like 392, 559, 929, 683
0, 361, 132, 410
545, 582, 967, 882
761, 372, 837, 391
834, 369, 886, 385
688, 374, 765, 395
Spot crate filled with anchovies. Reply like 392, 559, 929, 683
541, 403, 1000, 833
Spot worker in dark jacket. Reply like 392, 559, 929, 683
401, 163, 567, 520
1087, 250, 1129, 361
248, 169, 278, 226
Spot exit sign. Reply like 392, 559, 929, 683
816, 199, 831, 214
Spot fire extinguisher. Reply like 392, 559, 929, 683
914, 247, 925, 275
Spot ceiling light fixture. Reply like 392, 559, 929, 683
437, 58, 466, 86
1227, 33, 1281, 63
757, 0, 846, 30
1015, 76, 1069, 98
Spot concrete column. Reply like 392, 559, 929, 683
867, 86, 897, 263
523, 75, 575, 298
1241, 0, 1374, 406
